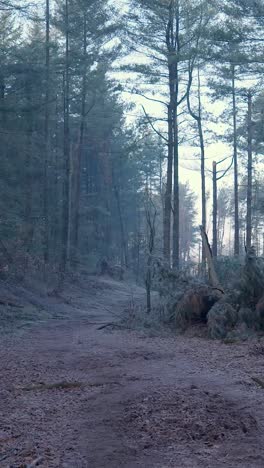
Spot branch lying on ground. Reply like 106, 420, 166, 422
97, 322, 128, 330
0, 298, 23, 308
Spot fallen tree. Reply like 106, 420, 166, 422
153, 239, 264, 339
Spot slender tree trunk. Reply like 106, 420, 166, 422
199, 118, 206, 230
163, 0, 176, 266
212, 161, 217, 257
172, 1, 180, 269
197, 68, 206, 267
173, 107, 179, 268
72, 13, 87, 255
246, 92, 253, 250
43, 0, 50, 265
114, 184, 128, 268
163, 105, 173, 265
231, 65, 240, 256
51, 94, 60, 260
24, 83, 34, 254
187, 63, 206, 269
61, 0, 70, 271
163, 108, 173, 263
145, 196, 156, 314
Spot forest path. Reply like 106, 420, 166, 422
0, 277, 264, 467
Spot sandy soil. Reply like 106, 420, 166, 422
1, 277, 264, 467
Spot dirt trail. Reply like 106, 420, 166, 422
1, 277, 264, 467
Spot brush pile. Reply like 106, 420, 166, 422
154, 247, 264, 340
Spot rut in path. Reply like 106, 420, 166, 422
0, 277, 264, 467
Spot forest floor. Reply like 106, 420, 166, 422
0, 276, 264, 467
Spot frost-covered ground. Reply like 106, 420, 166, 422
0, 277, 264, 467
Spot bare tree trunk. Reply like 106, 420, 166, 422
164, 0, 177, 266
163, 108, 173, 263
114, 184, 128, 268
24, 83, 34, 254
43, 0, 50, 265
187, 63, 206, 269
212, 161, 217, 257
72, 12, 87, 256
145, 195, 157, 314
173, 107, 179, 268
61, 0, 70, 272
172, 1, 180, 269
51, 94, 60, 259
246, 91, 253, 250
197, 68, 206, 267
231, 65, 240, 256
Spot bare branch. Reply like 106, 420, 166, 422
141, 105, 168, 143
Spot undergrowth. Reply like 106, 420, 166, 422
121, 302, 172, 336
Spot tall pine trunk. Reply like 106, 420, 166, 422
51, 94, 60, 260
24, 83, 34, 254
72, 12, 87, 256
212, 161, 217, 257
231, 65, 240, 256
114, 183, 128, 268
172, 106, 179, 268
163, 104, 173, 263
187, 64, 206, 268
197, 68, 206, 267
172, 2, 180, 269
61, 0, 70, 271
43, 0, 50, 265
246, 91, 253, 250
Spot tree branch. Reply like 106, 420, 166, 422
141, 105, 168, 143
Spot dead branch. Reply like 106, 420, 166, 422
97, 322, 127, 330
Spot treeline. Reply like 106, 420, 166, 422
0, 0, 140, 274
0, 0, 263, 279
123, 0, 264, 266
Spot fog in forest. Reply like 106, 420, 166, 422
1, 1, 264, 467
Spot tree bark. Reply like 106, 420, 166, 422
114, 183, 128, 269
72, 12, 87, 255
231, 65, 240, 256
212, 161, 217, 257
24, 82, 34, 253
163, 104, 173, 263
61, 0, 71, 272
246, 91, 253, 250
187, 63, 206, 269
172, 0, 180, 269
200, 226, 223, 292
197, 67, 206, 267
43, 0, 50, 265
173, 107, 179, 268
